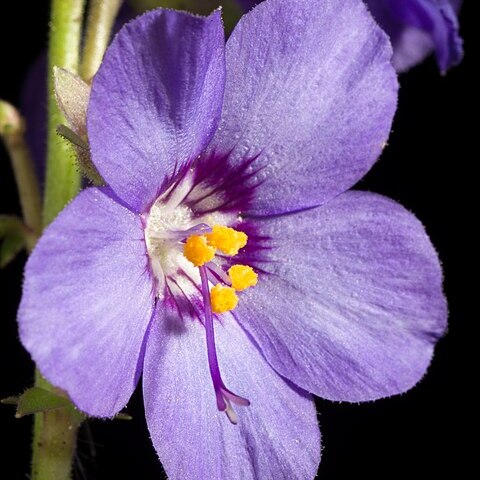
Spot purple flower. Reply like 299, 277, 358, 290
19, 0, 446, 477
238, 0, 463, 72
365, 0, 463, 72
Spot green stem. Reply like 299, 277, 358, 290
42, 0, 85, 228
33, 1, 86, 479
80, 0, 122, 82
31, 373, 84, 480
31, 0, 122, 477
0, 101, 42, 238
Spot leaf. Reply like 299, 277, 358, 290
1, 396, 19, 405
0, 215, 29, 267
3, 389, 129, 422
0, 215, 24, 235
14, 387, 71, 418
56, 124, 104, 186
56, 124, 88, 150
0, 231, 25, 267
114, 412, 133, 421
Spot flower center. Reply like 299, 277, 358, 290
183, 224, 258, 313
144, 186, 258, 423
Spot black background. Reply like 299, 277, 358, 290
0, 1, 473, 478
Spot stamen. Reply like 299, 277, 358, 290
184, 235, 216, 267
207, 262, 231, 285
199, 266, 250, 424
206, 225, 247, 256
228, 265, 258, 291
210, 285, 238, 313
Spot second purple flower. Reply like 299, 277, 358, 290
239, 0, 464, 72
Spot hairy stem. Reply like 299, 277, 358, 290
32, 0, 122, 476
80, 0, 122, 82
32, 1, 86, 479
31, 374, 84, 480
42, 0, 85, 227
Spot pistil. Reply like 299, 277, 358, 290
199, 266, 250, 424
146, 213, 259, 422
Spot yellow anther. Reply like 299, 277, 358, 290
183, 235, 216, 267
210, 285, 238, 313
206, 225, 248, 256
228, 265, 258, 291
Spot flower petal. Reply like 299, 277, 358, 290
366, 0, 463, 73
19, 188, 154, 417
235, 191, 447, 402
208, 0, 397, 215
87, 9, 226, 213
143, 306, 320, 479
